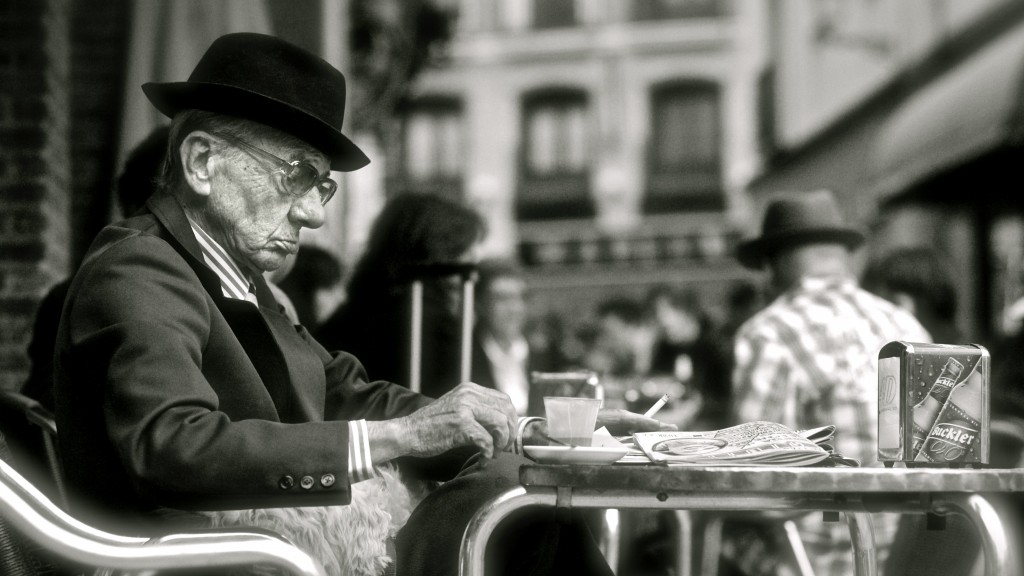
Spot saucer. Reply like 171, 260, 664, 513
523, 445, 630, 465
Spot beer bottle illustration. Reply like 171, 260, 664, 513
915, 369, 983, 463
911, 357, 964, 457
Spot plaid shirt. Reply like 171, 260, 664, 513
732, 275, 931, 574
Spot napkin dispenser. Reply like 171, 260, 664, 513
878, 341, 989, 467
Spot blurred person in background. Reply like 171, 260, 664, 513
562, 320, 600, 372
644, 284, 731, 430
277, 244, 346, 330
315, 192, 487, 398
707, 281, 765, 406
469, 258, 550, 416
585, 296, 657, 389
729, 190, 930, 575
717, 281, 764, 345
523, 311, 571, 375
862, 246, 962, 344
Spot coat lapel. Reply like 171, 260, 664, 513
146, 192, 325, 423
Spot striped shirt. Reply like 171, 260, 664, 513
732, 275, 931, 574
188, 219, 376, 483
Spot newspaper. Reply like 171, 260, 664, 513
631, 421, 838, 467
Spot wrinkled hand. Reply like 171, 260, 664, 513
596, 408, 678, 436
380, 383, 517, 461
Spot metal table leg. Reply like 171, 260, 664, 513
458, 487, 890, 576
937, 493, 1014, 576
459, 487, 556, 576
846, 512, 877, 576
671, 510, 694, 576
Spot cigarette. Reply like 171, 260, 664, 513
643, 394, 670, 418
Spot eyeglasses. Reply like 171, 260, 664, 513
211, 132, 338, 206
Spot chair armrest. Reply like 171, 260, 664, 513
0, 460, 326, 576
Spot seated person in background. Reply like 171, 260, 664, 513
730, 191, 930, 575
586, 296, 656, 381
470, 258, 533, 416
470, 259, 567, 417
644, 284, 730, 430
584, 296, 660, 412
523, 311, 571, 376
54, 32, 674, 576
316, 192, 486, 398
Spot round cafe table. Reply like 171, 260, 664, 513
459, 464, 1024, 576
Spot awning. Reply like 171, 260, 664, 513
871, 21, 1024, 201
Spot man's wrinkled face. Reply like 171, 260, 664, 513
204, 134, 329, 275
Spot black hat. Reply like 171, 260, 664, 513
736, 190, 865, 269
142, 32, 369, 172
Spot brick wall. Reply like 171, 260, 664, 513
0, 0, 72, 392
70, 0, 128, 265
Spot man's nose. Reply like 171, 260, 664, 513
290, 189, 326, 229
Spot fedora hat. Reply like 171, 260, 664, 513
736, 190, 865, 269
142, 32, 369, 172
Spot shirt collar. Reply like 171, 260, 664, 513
796, 275, 856, 293
187, 218, 250, 300
481, 334, 529, 362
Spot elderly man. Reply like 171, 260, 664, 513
54, 33, 669, 576
730, 190, 931, 575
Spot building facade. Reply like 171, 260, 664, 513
390, 0, 768, 321
752, 0, 1024, 342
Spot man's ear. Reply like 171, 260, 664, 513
180, 131, 216, 197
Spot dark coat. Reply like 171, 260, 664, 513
54, 190, 433, 533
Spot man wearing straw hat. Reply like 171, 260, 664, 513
53, 32, 671, 576
730, 190, 930, 574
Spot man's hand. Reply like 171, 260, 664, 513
596, 408, 678, 436
367, 383, 517, 463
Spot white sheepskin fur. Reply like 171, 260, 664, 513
200, 465, 421, 576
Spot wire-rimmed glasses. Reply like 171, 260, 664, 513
211, 132, 338, 206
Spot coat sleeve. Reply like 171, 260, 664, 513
296, 325, 475, 481
299, 324, 434, 421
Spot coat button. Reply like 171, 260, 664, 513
300, 475, 315, 490
278, 475, 294, 490
320, 474, 336, 487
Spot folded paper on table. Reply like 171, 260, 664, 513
632, 421, 840, 467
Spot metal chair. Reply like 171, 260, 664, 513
0, 391, 66, 510
404, 262, 478, 394
0, 432, 326, 576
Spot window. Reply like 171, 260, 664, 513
645, 81, 723, 213
532, 0, 575, 29
518, 89, 593, 220
399, 97, 464, 198
632, 0, 727, 21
